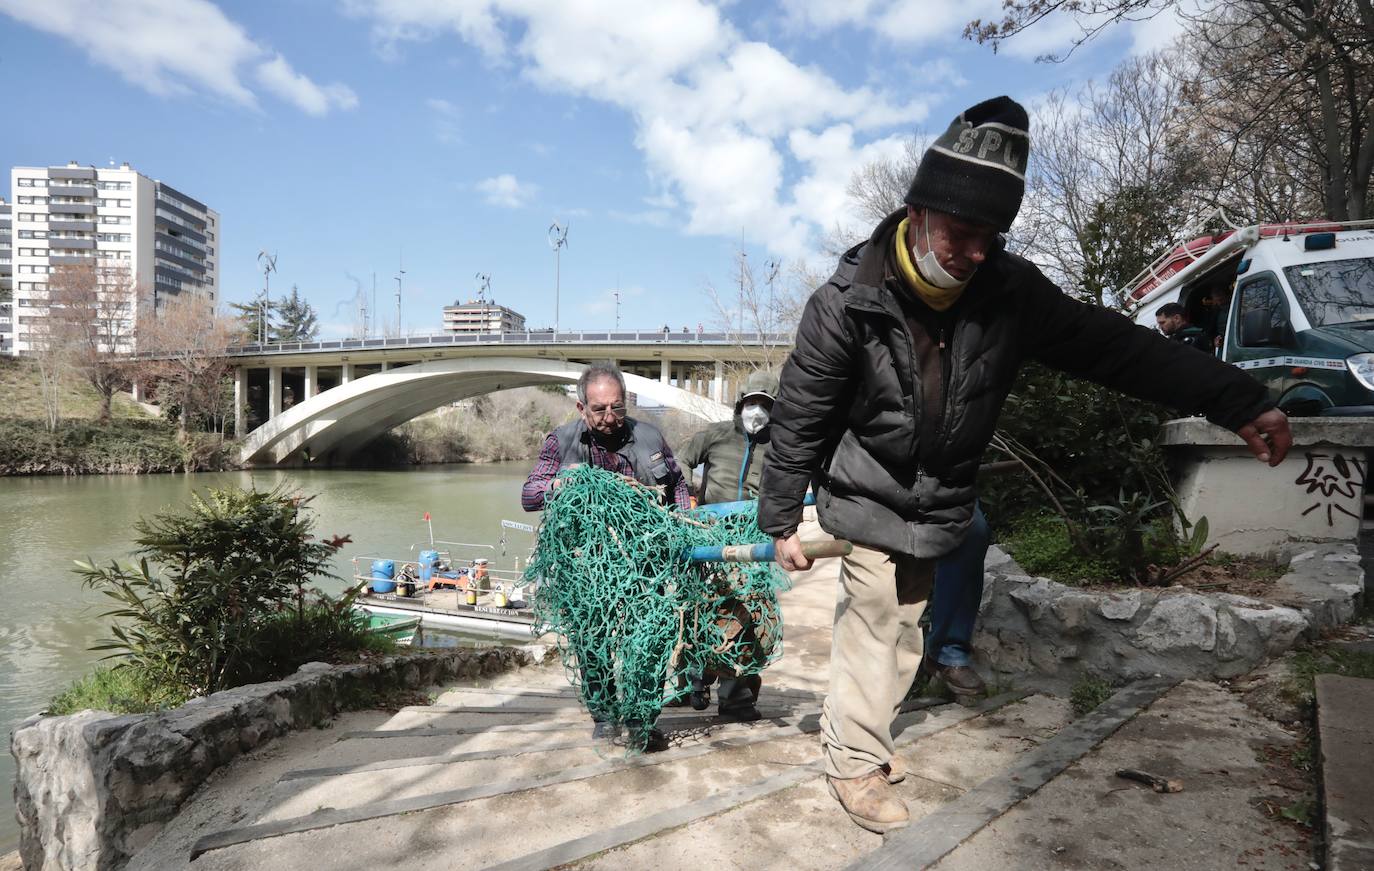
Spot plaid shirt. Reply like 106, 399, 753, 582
521, 427, 691, 512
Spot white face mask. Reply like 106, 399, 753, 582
740, 402, 770, 434
913, 212, 973, 290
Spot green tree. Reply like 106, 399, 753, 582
229, 297, 274, 345
272, 285, 319, 343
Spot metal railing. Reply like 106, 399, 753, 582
226, 329, 792, 357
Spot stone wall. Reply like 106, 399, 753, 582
973, 544, 1364, 683
11, 644, 550, 871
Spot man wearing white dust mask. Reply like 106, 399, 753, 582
673, 369, 780, 721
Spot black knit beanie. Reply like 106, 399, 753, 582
904, 96, 1030, 232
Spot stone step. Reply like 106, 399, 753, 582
186, 694, 1031, 870
921, 679, 1308, 870
570, 693, 1072, 871
1316, 674, 1374, 871
258, 714, 824, 822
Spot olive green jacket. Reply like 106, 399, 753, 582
679, 417, 770, 505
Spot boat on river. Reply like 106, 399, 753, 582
349, 517, 540, 641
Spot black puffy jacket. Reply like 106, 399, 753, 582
758, 209, 1272, 559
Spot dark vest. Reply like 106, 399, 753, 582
553, 417, 675, 502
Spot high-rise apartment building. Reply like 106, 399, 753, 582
441, 299, 527, 334
3, 162, 220, 356
0, 197, 12, 354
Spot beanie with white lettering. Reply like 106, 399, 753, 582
904, 96, 1030, 232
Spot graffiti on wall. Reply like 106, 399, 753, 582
1295, 452, 1366, 526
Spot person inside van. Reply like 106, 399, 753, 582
1156, 303, 1211, 352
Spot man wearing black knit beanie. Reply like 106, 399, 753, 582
758, 96, 1293, 834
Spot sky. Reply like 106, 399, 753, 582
0, 0, 1185, 339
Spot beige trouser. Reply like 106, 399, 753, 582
821, 542, 935, 780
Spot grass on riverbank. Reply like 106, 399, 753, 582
0, 356, 151, 421
0, 358, 236, 475
48, 666, 189, 716
49, 605, 400, 716
0, 417, 234, 475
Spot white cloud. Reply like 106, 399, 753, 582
477, 173, 539, 208
0, 0, 357, 115
425, 96, 462, 143
256, 55, 359, 115
347, 0, 931, 258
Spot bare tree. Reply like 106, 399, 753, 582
967, 0, 1374, 221
45, 262, 139, 423
1017, 50, 1207, 299
136, 294, 237, 436
25, 301, 68, 433
703, 249, 810, 372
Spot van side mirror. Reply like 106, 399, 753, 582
1240, 308, 1292, 346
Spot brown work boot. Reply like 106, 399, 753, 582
826, 770, 910, 834
938, 664, 986, 706
882, 756, 907, 784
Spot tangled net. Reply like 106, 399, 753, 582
526, 466, 789, 732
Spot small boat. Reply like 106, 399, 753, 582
349, 517, 541, 641
364, 612, 424, 646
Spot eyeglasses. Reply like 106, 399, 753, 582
586, 403, 627, 419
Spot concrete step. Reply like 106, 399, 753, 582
573, 693, 1076, 871
1316, 674, 1374, 871
186, 693, 1034, 870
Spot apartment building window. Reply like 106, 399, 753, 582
17, 196, 49, 205
98, 215, 131, 225
206, 231, 215, 241
16, 178, 32, 187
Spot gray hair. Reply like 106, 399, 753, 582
577, 363, 626, 404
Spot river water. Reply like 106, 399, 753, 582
0, 462, 533, 853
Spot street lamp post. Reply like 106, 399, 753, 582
548, 221, 569, 336
256, 250, 277, 344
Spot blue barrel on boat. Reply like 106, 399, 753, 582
370, 559, 396, 594
417, 550, 439, 582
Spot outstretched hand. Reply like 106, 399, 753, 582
1236, 408, 1292, 466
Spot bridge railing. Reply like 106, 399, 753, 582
226, 330, 793, 357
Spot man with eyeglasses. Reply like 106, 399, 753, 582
522, 363, 691, 749
759, 96, 1293, 834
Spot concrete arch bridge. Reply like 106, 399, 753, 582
231, 331, 786, 467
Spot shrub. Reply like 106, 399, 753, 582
74, 486, 348, 697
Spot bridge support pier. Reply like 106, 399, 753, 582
713, 360, 724, 403
660, 358, 670, 385
303, 365, 317, 401
269, 367, 282, 420
340, 363, 353, 385
233, 368, 246, 439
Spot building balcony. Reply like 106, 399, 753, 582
156, 249, 205, 273
155, 215, 205, 244
48, 167, 96, 181
49, 238, 96, 250
50, 254, 95, 266
155, 200, 206, 231
155, 231, 205, 259
47, 184, 95, 198
49, 220, 95, 233
50, 203, 95, 216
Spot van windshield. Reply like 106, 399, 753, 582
1284, 257, 1374, 326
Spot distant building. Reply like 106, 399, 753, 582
4, 161, 221, 356
0, 197, 11, 354
442, 299, 526, 334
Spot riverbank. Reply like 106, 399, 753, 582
0, 357, 236, 476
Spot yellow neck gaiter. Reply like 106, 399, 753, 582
894, 217, 964, 312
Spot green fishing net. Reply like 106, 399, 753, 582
526, 465, 789, 735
